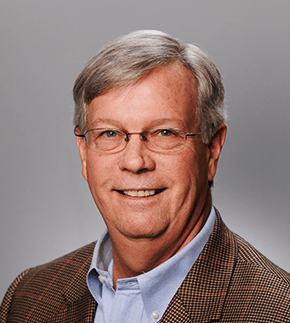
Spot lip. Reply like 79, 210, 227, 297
115, 188, 166, 198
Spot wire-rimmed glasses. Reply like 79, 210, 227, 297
74, 125, 212, 154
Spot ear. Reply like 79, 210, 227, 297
207, 124, 227, 182
76, 135, 88, 181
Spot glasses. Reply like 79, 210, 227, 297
74, 125, 212, 154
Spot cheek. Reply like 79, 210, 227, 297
161, 153, 195, 197
86, 152, 113, 174
173, 148, 209, 189
85, 154, 110, 193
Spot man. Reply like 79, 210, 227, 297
1, 30, 290, 322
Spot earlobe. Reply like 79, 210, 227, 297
207, 124, 227, 182
76, 137, 88, 181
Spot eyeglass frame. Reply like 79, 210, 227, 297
74, 124, 213, 154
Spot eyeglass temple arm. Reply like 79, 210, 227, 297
74, 126, 85, 138
185, 123, 214, 138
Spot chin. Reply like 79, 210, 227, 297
118, 222, 168, 240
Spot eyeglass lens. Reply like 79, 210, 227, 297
86, 128, 186, 153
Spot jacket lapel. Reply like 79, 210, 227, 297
45, 243, 98, 323
45, 292, 97, 323
161, 211, 237, 323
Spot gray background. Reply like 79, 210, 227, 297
1, 0, 289, 300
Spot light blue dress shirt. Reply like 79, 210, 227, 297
87, 207, 216, 323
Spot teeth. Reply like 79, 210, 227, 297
123, 190, 157, 197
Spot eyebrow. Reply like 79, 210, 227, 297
90, 117, 186, 129
91, 118, 124, 128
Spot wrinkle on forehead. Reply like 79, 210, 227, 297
87, 63, 198, 131
90, 117, 188, 131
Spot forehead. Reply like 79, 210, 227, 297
87, 64, 198, 129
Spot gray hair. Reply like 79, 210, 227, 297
73, 30, 226, 143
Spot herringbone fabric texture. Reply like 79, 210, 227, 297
1, 212, 290, 322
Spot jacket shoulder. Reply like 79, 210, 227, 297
11, 240, 96, 292
223, 231, 290, 321
168, 213, 290, 323
234, 232, 290, 285
0, 242, 96, 323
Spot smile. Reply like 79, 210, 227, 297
119, 189, 164, 197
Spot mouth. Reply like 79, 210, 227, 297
117, 188, 165, 197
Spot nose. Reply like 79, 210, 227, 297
118, 134, 156, 173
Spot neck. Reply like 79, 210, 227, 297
110, 196, 212, 289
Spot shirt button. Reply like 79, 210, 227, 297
128, 281, 136, 285
98, 276, 105, 284
151, 311, 159, 320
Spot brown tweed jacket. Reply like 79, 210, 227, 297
1, 212, 290, 322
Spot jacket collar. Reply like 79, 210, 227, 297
63, 252, 93, 305
27, 242, 98, 323
161, 210, 237, 323
58, 243, 97, 322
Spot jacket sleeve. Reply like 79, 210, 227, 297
0, 269, 30, 322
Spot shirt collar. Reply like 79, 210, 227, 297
87, 206, 216, 319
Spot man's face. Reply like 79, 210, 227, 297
77, 64, 226, 249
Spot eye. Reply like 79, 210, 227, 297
100, 130, 118, 139
157, 129, 176, 137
